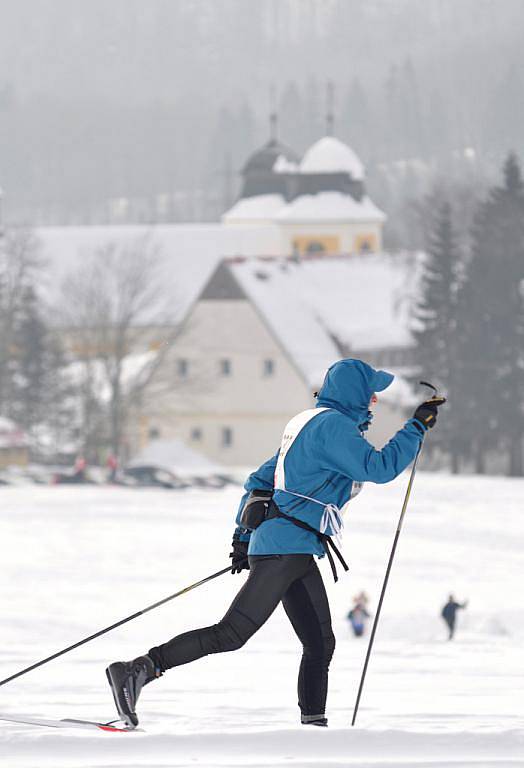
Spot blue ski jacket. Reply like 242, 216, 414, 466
235, 358, 426, 557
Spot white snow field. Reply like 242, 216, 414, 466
1, 472, 523, 767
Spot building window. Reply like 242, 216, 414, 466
355, 233, 377, 254
190, 427, 202, 441
221, 427, 233, 447
306, 240, 326, 254
292, 235, 340, 256
177, 358, 189, 377
149, 427, 161, 440
263, 359, 275, 377
219, 358, 232, 376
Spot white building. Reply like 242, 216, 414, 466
30, 131, 416, 467
223, 135, 386, 257
138, 253, 419, 466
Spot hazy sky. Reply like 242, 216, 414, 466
1, 0, 523, 224
1, 0, 522, 109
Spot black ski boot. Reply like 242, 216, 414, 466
301, 714, 328, 727
105, 655, 158, 728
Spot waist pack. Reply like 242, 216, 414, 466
239, 489, 273, 530
240, 491, 348, 582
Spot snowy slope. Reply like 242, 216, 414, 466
1, 472, 523, 767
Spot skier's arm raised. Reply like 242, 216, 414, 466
320, 417, 425, 484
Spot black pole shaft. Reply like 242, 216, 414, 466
351, 442, 424, 726
0, 564, 233, 688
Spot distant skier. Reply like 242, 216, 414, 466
106, 454, 118, 483
105, 358, 444, 728
441, 594, 468, 640
347, 592, 371, 637
73, 456, 87, 482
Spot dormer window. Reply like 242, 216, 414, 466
177, 359, 188, 377
221, 427, 233, 447
263, 359, 275, 377
355, 234, 377, 254
220, 359, 232, 376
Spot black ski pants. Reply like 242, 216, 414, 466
148, 554, 335, 718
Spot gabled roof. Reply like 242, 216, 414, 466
221, 253, 420, 388
200, 260, 247, 301
36, 223, 281, 316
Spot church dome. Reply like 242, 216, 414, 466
243, 139, 299, 175
300, 137, 365, 180
240, 138, 299, 200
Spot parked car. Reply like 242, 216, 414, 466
182, 473, 237, 489
121, 465, 189, 489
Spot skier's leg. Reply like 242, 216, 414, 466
148, 554, 311, 671
281, 558, 335, 725
107, 555, 310, 726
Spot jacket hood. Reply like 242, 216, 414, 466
316, 358, 394, 424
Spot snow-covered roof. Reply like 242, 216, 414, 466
36, 224, 283, 315
0, 417, 17, 432
0, 417, 29, 449
222, 194, 286, 223
129, 438, 223, 475
276, 192, 386, 224
228, 253, 420, 387
300, 137, 365, 180
378, 374, 418, 408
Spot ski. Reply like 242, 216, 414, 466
0, 712, 136, 731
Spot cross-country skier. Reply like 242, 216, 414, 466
441, 594, 468, 640
347, 592, 371, 637
106, 358, 443, 728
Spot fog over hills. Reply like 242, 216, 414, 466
0, 0, 523, 231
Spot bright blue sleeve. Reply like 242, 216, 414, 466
321, 418, 424, 484
233, 451, 279, 540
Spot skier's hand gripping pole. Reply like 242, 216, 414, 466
413, 381, 446, 431
350, 381, 446, 727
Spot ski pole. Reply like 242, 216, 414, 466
0, 562, 237, 688
351, 382, 445, 726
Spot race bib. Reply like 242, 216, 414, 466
274, 408, 330, 490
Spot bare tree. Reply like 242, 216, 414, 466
59, 234, 179, 461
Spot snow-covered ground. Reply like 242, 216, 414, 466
1, 472, 523, 766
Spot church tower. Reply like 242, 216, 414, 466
223, 90, 386, 255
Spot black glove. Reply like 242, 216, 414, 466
413, 396, 446, 431
229, 534, 249, 574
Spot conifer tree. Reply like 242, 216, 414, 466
458, 153, 524, 475
412, 200, 463, 470
10, 285, 48, 429
10, 284, 76, 457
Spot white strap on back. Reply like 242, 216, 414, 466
274, 408, 330, 491
274, 407, 345, 544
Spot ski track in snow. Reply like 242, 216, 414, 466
2, 729, 524, 767
0, 474, 523, 767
